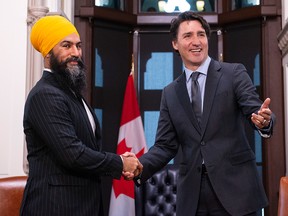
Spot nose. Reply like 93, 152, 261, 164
191, 36, 201, 45
71, 45, 81, 57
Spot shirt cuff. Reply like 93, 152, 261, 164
119, 155, 124, 163
257, 121, 272, 138
134, 172, 142, 187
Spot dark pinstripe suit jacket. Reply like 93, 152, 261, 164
138, 60, 275, 216
20, 71, 122, 216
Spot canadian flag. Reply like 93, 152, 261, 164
108, 73, 147, 216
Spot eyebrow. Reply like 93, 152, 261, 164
182, 30, 206, 35
60, 40, 82, 45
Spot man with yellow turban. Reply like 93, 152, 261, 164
20, 15, 142, 216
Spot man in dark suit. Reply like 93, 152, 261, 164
132, 12, 275, 216
20, 15, 142, 216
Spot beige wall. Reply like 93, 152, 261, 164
0, 1, 28, 177
0, 0, 74, 177
283, 0, 288, 25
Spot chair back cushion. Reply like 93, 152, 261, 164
0, 176, 28, 216
135, 164, 178, 216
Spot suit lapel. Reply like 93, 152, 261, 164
81, 97, 102, 139
175, 73, 201, 134
74, 96, 101, 150
200, 60, 222, 136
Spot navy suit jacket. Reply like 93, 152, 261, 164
20, 71, 122, 215
138, 59, 275, 216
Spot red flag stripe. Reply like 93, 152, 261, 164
120, 74, 140, 126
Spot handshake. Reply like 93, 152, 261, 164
121, 152, 143, 181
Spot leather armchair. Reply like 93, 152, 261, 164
135, 164, 178, 216
0, 176, 28, 216
278, 176, 288, 216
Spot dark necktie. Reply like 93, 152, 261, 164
191, 72, 202, 123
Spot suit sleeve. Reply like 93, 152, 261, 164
138, 86, 179, 183
232, 63, 275, 136
25, 88, 123, 179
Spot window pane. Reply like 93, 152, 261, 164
232, 0, 260, 10
144, 52, 174, 90
95, 48, 104, 87
95, 109, 103, 128
144, 111, 159, 149
140, 0, 215, 13
254, 131, 262, 163
144, 111, 174, 164
95, 0, 124, 10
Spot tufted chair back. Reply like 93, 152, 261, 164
135, 164, 178, 216
0, 176, 28, 216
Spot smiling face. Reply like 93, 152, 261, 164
47, 33, 87, 95
172, 20, 208, 71
51, 33, 82, 68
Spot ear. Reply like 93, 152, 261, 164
44, 54, 51, 69
172, 40, 178, 51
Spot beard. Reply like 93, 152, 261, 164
50, 52, 87, 96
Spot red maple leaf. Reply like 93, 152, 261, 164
113, 138, 145, 199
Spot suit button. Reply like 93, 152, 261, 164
201, 141, 205, 146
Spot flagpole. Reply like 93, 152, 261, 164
130, 54, 134, 77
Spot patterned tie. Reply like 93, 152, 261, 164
191, 72, 202, 123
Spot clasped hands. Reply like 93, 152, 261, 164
121, 152, 143, 181
251, 98, 272, 129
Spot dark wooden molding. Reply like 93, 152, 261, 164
219, 5, 279, 25
77, 5, 218, 26
137, 13, 218, 25
77, 6, 137, 25
260, 15, 284, 216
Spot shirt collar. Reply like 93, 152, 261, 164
44, 68, 52, 73
185, 56, 211, 82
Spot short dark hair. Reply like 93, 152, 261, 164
170, 11, 211, 41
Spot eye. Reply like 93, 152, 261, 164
183, 34, 191, 39
62, 43, 71, 48
198, 32, 206, 37
76, 43, 82, 49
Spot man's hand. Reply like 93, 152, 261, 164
121, 152, 143, 180
251, 98, 272, 129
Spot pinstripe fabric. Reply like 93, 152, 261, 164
20, 71, 122, 216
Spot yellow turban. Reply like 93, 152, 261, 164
30, 15, 79, 57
